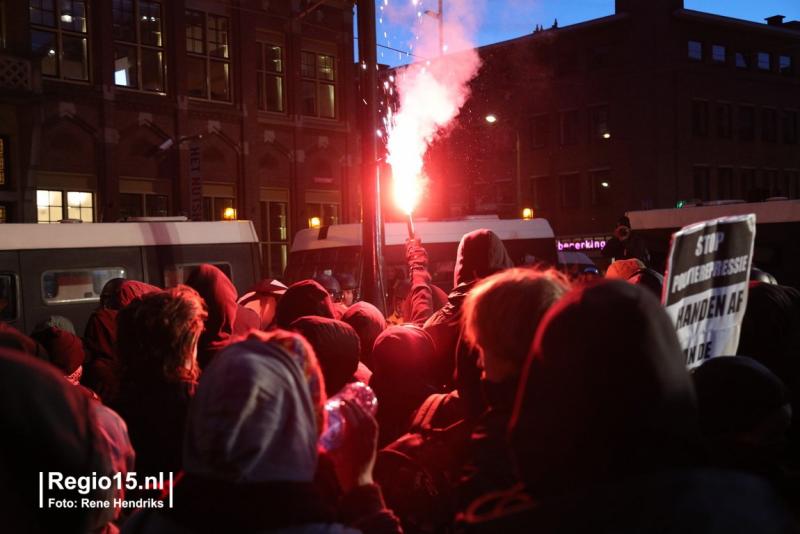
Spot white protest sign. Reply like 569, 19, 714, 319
662, 214, 756, 369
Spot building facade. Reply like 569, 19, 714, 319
421, 0, 800, 238
0, 0, 360, 277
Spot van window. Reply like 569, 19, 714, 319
163, 263, 233, 287
42, 268, 127, 304
0, 274, 18, 320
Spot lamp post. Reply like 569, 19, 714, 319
423, 0, 444, 56
357, 0, 387, 315
485, 114, 522, 217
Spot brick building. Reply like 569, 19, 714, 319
421, 0, 800, 238
0, 0, 359, 277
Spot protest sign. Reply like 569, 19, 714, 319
662, 214, 756, 369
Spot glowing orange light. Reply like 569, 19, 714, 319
522, 207, 534, 220
309, 216, 321, 228
485, 114, 497, 124
222, 207, 237, 220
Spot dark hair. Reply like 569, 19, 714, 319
117, 286, 207, 383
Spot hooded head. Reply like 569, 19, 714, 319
186, 264, 239, 368
117, 280, 160, 308
30, 327, 86, 383
370, 325, 439, 445
0, 322, 48, 359
737, 283, 800, 398
0, 349, 115, 533
290, 316, 361, 396
341, 301, 386, 368
510, 280, 701, 497
692, 355, 790, 473
183, 330, 324, 483
453, 229, 513, 287
274, 280, 336, 329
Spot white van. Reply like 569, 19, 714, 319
0, 220, 261, 334
627, 199, 800, 287
285, 217, 558, 294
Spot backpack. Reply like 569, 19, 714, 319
374, 391, 473, 533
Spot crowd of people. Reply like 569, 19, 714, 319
2, 226, 800, 533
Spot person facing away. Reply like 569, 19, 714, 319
460, 280, 797, 533
185, 264, 240, 369
423, 229, 514, 416
275, 279, 338, 329
123, 329, 402, 534
341, 301, 387, 371
458, 267, 570, 508
115, 286, 206, 486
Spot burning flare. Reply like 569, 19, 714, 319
384, 0, 482, 216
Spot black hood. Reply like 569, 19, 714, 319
453, 229, 513, 287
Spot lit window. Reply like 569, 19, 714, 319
36, 189, 93, 223
757, 52, 771, 71
688, 40, 702, 61
186, 10, 231, 101
257, 41, 284, 112
202, 196, 235, 221
300, 50, 337, 119
711, 44, 725, 63
113, 0, 165, 93
260, 199, 289, 277
30, 0, 89, 81
0, 205, 6, 223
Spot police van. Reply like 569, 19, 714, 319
285, 217, 558, 294
627, 199, 800, 288
0, 219, 260, 334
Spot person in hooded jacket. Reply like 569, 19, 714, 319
458, 268, 570, 509
370, 324, 441, 448
185, 264, 241, 369
0, 348, 124, 534
275, 279, 338, 329
122, 329, 402, 534
460, 280, 797, 533
83, 278, 160, 402
115, 286, 206, 490
342, 301, 387, 371
424, 229, 513, 419
290, 315, 366, 396
30, 325, 99, 400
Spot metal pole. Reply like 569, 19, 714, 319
357, 0, 387, 315
438, 0, 443, 56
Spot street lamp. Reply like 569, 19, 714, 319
485, 113, 522, 217
423, 0, 444, 56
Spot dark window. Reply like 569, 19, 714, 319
783, 110, 798, 144
785, 170, 800, 199
186, 10, 231, 101
715, 103, 732, 139
711, 44, 725, 63
257, 41, 284, 112
305, 202, 339, 227
589, 105, 610, 142
590, 170, 612, 206
738, 105, 755, 141
534, 176, 557, 212
300, 50, 336, 119
202, 196, 234, 221
692, 166, 710, 200
740, 168, 757, 201
735, 52, 749, 69
717, 167, 734, 199
560, 110, 580, 146
560, 173, 581, 208
757, 52, 771, 71
692, 100, 709, 137
0, 135, 7, 186
762, 169, 781, 197
762, 108, 778, 143
0, 273, 17, 320
688, 40, 702, 61
530, 114, 549, 149
30, 0, 89, 81
588, 45, 611, 70
113, 0, 165, 92
779, 55, 793, 75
